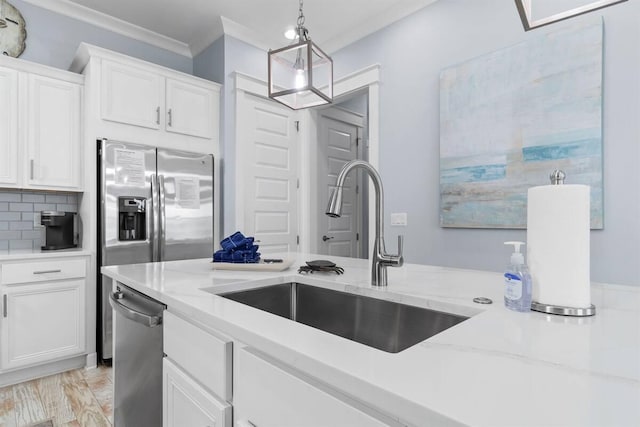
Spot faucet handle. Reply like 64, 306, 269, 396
395, 235, 404, 266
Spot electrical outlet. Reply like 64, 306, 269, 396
390, 213, 407, 226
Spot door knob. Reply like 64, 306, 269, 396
322, 235, 334, 242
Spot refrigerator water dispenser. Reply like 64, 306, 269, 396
118, 197, 146, 241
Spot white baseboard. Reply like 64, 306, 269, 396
85, 352, 98, 369
0, 355, 86, 388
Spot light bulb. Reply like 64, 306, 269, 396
294, 69, 306, 89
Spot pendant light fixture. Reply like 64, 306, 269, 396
268, 0, 333, 110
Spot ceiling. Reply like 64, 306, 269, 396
23, 0, 439, 57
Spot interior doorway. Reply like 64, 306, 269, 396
313, 91, 369, 258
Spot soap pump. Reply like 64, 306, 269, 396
503, 241, 532, 312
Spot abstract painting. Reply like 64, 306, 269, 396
439, 19, 603, 229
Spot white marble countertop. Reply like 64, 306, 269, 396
101, 253, 640, 427
0, 247, 91, 261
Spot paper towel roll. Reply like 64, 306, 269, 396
527, 184, 591, 308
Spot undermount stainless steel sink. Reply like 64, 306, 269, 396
219, 283, 469, 353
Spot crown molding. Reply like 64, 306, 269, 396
321, 0, 439, 53
219, 16, 273, 52
188, 16, 225, 57
21, 0, 192, 57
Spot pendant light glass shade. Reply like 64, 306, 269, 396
268, 0, 333, 110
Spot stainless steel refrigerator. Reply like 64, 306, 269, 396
97, 138, 214, 362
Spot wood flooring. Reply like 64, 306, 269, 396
0, 365, 113, 427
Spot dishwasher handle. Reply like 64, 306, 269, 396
109, 291, 163, 328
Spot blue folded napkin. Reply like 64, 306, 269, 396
214, 231, 261, 263
220, 232, 255, 251
213, 248, 261, 263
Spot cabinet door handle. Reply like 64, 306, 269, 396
3, 295, 7, 318
156, 106, 160, 125
167, 108, 172, 127
33, 269, 62, 275
30, 159, 34, 180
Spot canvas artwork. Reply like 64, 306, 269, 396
439, 20, 603, 229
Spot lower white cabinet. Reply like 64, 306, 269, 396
234, 347, 390, 427
1, 279, 85, 370
163, 358, 231, 427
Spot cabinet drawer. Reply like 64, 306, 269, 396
164, 311, 232, 401
1, 258, 86, 285
235, 347, 391, 427
163, 358, 231, 427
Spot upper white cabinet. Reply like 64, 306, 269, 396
165, 78, 216, 139
0, 57, 83, 191
0, 67, 19, 186
101, 60, 163, 131
100, 59, 218, 140
72, 43, 221, 154
26, 74, 82, 189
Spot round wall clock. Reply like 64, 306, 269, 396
0, 0, 27, 57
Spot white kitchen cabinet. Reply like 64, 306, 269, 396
163, 358, 231, 427
101, 58, 218, 140
101, 59, 163, 130
0, 66, 19, 186
25, 74, 82, 189
1, 279, 85, 370
0, 56, 83, 191
164, 311, 232, 401
0, 255, 88, 372
165, 78, 217, 139
234, 347, 391, 427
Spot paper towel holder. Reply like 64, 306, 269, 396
530, 169, 596, 317
531, 301, 596, 316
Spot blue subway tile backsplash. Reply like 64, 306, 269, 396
0, 190, 78, 250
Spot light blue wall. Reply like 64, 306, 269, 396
193, 36, 224, 84
204, 35, 266, 238
332, 0, 640, 285
12, 0, 192, 73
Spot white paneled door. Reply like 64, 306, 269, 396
238, 93, 299, 254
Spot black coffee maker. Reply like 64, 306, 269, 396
41, 211, 78, 250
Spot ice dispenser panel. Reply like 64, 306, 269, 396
119, 197, 146, 241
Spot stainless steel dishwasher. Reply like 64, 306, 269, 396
109, 283, 165, 427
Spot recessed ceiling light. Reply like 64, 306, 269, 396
284, 28, 298, 40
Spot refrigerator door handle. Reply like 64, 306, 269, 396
150, 173, 159, 262
159, 174, 166, 260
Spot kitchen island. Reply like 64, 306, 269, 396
101, 254, 640, 427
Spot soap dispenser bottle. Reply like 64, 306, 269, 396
503, 241, 532, 312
